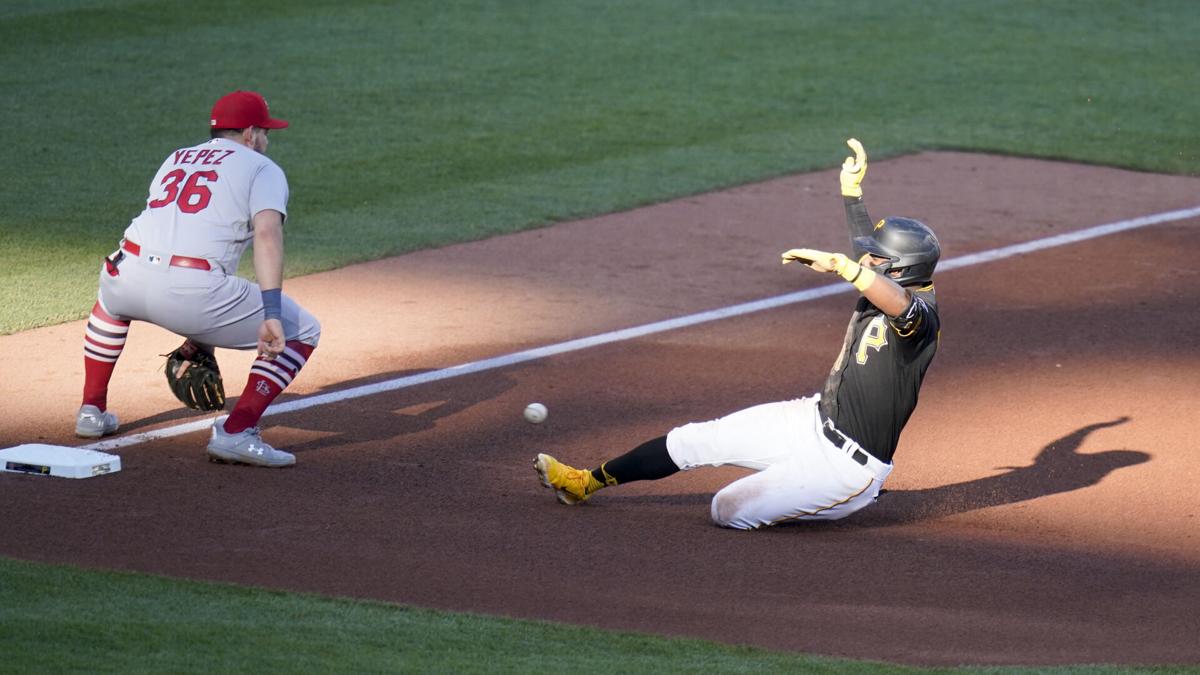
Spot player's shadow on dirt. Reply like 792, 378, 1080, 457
114, 396, 226, 433
610, 418, 1148, 519
842, 417, 1147, 528
113, 367, 516, 453
264, 368, 518, 454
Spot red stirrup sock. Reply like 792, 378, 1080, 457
81, 302, 130, 410
224, 341, 315, 434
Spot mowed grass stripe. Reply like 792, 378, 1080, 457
0, 557, 1189, 674
2, 1, 1199, 333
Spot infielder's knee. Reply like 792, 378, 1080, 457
283, 297, 321, 347
303, 320, 321, 348
292, 315, 321, 347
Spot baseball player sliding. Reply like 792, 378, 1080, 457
535, 139, 942, 528
75, 90, 320, 467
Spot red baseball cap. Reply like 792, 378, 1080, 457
210, 90, 289, 130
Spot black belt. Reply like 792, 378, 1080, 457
821, 419, 871, 466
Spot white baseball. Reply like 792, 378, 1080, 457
523, 402, 548, 424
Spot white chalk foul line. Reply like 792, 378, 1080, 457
83, 205, 1200, 452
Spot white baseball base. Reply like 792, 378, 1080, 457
0, 444, 121, 479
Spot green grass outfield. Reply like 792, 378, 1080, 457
2, 0, 1198, 333
3, 1, 1200, 671
1, 557, 1195, 674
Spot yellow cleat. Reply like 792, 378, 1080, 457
534, 453, 604, 505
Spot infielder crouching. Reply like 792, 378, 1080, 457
76, 90, 319, 468
535, 138, 941, 527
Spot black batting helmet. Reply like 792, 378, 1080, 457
852, 217, 940, 287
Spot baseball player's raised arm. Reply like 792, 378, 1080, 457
839, 138, 874, 244
781, 247, 910, 317
856, 268, 911, 318
844, 196, 874, 243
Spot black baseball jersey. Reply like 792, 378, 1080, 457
818, 287, 939, 463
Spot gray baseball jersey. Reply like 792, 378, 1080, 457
97, 137, 319, 349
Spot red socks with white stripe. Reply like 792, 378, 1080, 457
82, 302, 130, 410
223, 340, 315, 434
81, 303, 315, 430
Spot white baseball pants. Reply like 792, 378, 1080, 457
666, 395, 891, 529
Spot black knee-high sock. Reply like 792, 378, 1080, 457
591, 435, 679, 485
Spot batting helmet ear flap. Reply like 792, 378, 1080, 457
853, 217, 940, 286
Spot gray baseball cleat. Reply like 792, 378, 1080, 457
206, 416, 295, 468
75, 405, 119, 438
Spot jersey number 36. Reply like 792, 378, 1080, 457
148, 169, 217, 214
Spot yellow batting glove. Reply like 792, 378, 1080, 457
831, 252, 877, 292
781, 248, 838, 272
839, 138, 868, 198
782, 248, 877, 292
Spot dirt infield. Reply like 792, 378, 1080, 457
2, 152, 1199, 667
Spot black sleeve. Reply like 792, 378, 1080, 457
844, 196, 874, 250
888, 292, 938, 341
